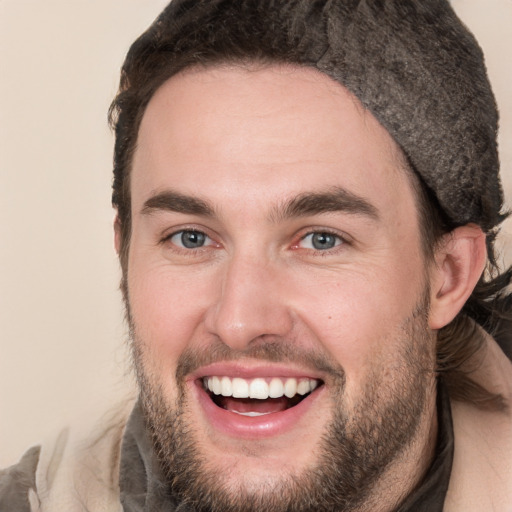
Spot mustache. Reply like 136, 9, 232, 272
174, 337, 345, 383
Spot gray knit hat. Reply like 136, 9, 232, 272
113, 0, 504, 232
313, 1, 504, 232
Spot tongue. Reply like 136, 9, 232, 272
220, 396, 290, 414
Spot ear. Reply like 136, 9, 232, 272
114, 213, 122, 255
428, 224, 487, 330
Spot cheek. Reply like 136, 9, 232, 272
291, 259, 426, 383
128, 259, 216, 365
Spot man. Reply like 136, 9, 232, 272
1, 1, 511, 511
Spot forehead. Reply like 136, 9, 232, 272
131, 64, 417, 224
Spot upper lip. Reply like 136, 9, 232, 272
187, 361, 325, 382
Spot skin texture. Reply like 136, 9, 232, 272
119, 65, 486, 511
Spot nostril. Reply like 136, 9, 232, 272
203, 267, 294, 350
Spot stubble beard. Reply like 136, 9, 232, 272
131, 295, 436, 512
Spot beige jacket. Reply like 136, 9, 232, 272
22, 336, 512, 512
445, 335, 512, 511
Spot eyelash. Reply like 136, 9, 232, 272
294, 229, 348, 254
161, 227, 349, 256
160, 228, 218, 254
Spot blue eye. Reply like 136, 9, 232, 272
300, 232, 342, 250
170, 230, 209, 249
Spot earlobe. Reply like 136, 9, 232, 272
114, 214, 122, 255
428, 225, 487, 330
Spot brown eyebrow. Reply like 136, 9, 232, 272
270, 187, 379, 222
142, 191, 215, 217
141, 187, 378, 222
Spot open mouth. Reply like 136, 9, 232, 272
202, 376, 322, 417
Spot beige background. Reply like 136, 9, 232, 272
1, 0, 511, 467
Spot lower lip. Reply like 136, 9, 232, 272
193, 381, 323, 439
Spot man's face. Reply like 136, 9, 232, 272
125, 65, 438, 511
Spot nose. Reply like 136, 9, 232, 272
204, 254, 294, 351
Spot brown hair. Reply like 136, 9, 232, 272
404, 158, 510, 410
109, 0, 511, 410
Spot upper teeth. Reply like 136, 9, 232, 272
203, 376, 319, 399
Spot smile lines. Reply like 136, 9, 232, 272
203, 376, 320, 400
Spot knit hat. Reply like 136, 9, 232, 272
313, 1, 504, 231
